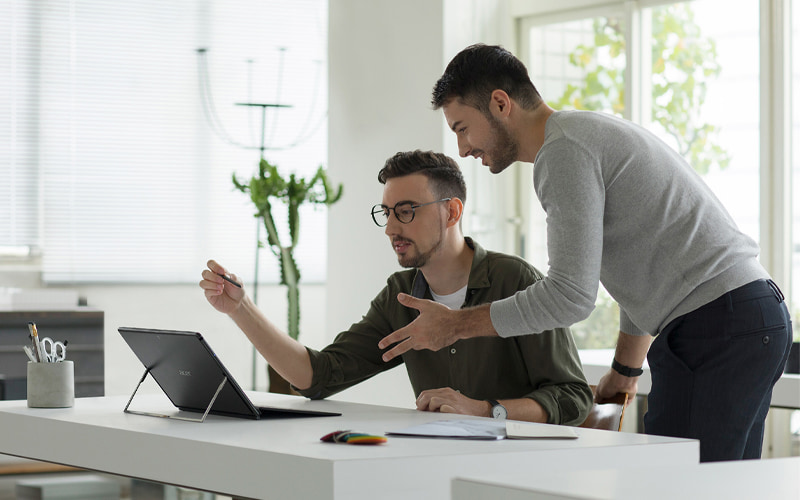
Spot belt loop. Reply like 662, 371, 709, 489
725, 291, 733, 311
766, 279, 784, 303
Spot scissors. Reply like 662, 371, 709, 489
40, 337, 67, 363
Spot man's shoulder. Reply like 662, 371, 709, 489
483, 250, 544, 280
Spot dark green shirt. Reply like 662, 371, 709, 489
298, 238, 592, 425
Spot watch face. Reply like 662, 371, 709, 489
492, 404, 507, 420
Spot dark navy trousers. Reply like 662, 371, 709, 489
645, 279, 793, 462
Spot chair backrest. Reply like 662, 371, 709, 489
578, 385, 628, 431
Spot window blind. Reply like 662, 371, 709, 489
1, 0, 329, 284
0, 1, 40, 251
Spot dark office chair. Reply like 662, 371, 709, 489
579, 385, 628, 431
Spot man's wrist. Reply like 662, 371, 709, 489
611, 358, 643, 377
460, 304, 497, 340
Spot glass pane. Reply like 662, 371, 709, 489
526, 16, 626, 348
528, 17, 626, 117
648, 1, 760, 247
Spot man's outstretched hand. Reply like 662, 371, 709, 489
378, 294, 495, 362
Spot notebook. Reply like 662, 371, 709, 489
118, 327, 340, 420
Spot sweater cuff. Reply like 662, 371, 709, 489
490, 296, 532, 338
619, 310, 648, 336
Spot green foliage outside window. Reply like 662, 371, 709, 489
548, 4, 730, 347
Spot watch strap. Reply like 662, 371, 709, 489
611, 358, 644, 377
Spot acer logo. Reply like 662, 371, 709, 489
178, 370, 192, 376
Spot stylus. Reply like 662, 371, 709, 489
217, 273, 242, 288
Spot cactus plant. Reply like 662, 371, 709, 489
233, 157, 342, 342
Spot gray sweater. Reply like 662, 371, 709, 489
490, 110, 767, 337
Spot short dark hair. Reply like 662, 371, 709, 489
431, 43, 542, 114
378, 150, 467, 204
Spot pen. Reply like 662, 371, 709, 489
217, 273, 242, 288
29, 322, 44, 362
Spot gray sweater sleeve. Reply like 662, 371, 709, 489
491, 137, 603, 337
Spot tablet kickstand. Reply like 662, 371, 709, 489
123, 368, 228, 423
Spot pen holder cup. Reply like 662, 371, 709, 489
27, 361, 74, 408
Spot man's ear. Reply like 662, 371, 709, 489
490, 89, 512, 118
446, 198, 464, 228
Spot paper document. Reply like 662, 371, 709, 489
386, 419, 580, 440
386, 419, 506, 440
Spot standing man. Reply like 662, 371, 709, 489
378, 44, 793, 462
201, 150, 592, 425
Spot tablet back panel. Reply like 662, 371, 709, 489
119, 327, 259, 419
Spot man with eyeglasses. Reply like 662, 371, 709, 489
200, 150, 592, 424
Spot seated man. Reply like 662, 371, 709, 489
199, 150, 592, 424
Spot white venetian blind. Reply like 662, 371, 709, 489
1, 0, 329, 284
0, 1, 40, 251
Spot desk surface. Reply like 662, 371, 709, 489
452, 456, 800, 500
579, 349, 800, 409
0, 393, 697, 500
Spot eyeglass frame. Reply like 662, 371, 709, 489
370, 198, 452, 227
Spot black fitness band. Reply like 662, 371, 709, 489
611, 358, 644, 377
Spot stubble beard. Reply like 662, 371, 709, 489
485, 113, 519, 174
396, 228, 445, 269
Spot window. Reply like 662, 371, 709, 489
0, 0, 328, 284
518, 0, 786, 348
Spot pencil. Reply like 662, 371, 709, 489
217, 273, 242, 288
29, 322, 44, 363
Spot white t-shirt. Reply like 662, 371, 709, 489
431, 284, 468, 311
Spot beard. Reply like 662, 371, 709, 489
394, 229, 445, 269
484, 113, 519, 174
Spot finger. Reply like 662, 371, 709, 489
200, 269, 225, 290
206, 259, 224, 274
378, 324, 412, 350
426, 396, 446, 412
199, 270, 225, 290
199, 280, 223, 293
439, 404, 457, 414
416, 389, 447, 410
397, 293, 430, 311
381, 337, 413, 362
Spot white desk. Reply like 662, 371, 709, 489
452, 456, 800, 500
579, 349, 800, 409
0, 393, 698, 500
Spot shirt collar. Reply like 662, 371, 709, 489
410, 237, 491, 299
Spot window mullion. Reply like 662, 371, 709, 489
759, 0, 793, 293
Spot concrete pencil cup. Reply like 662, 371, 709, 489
27, 361, 74, 408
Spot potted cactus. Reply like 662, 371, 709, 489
233, 157, 342, 393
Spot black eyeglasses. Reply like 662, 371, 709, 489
371, 198, 451, 227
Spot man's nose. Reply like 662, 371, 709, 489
384, 213, 400, 236
457, 135, 470, 157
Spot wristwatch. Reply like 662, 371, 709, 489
487, 399, 507, 420
611, 358, 644, 377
